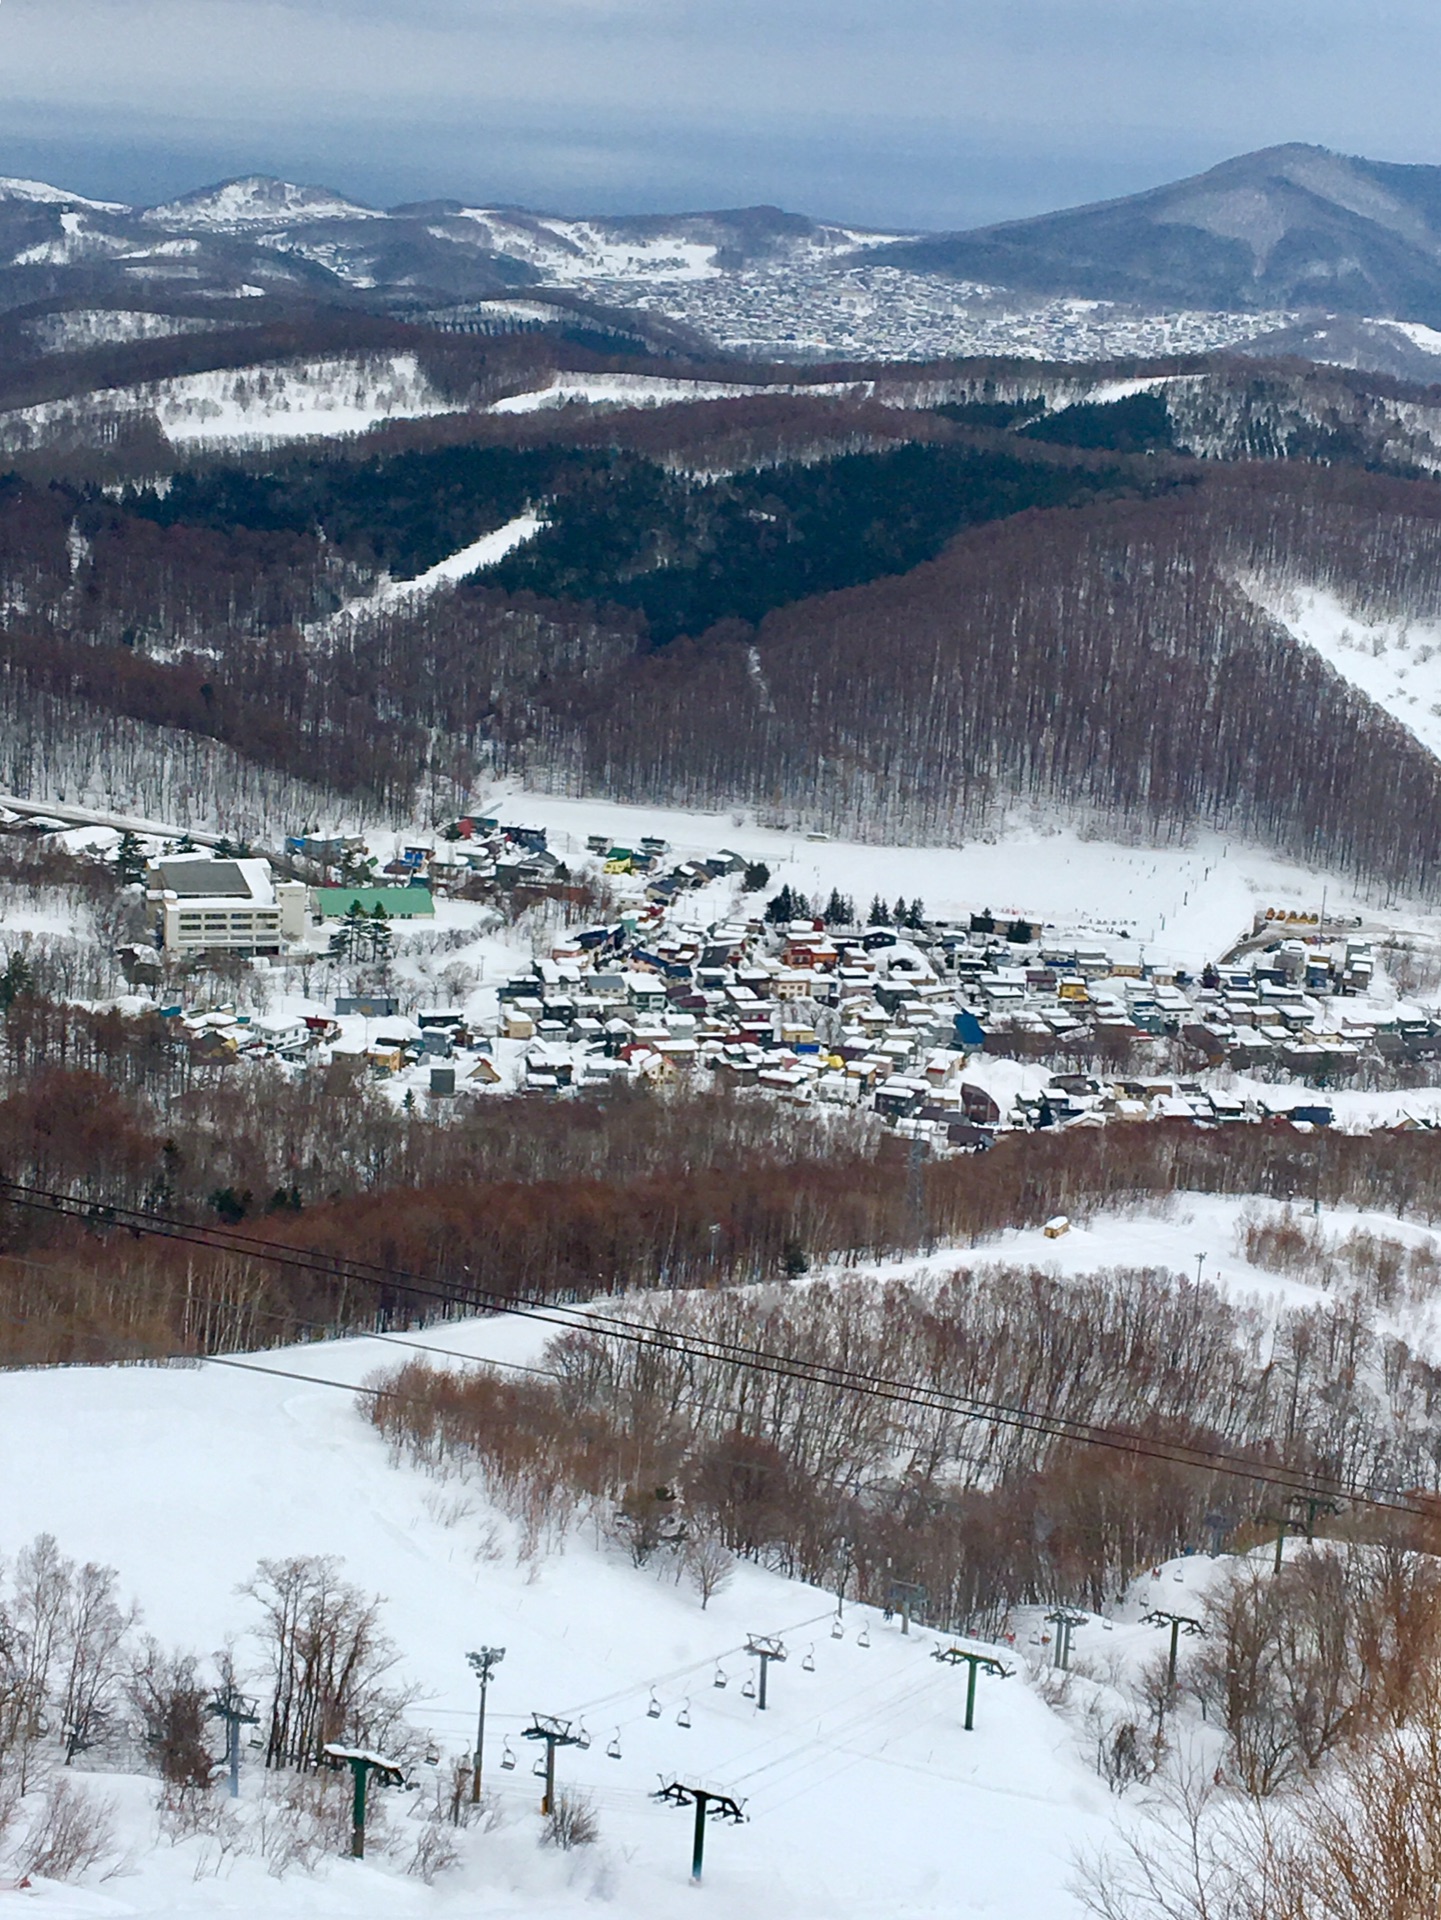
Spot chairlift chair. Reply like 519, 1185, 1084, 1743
802, 1645, 816, 1673
676, 1699, 691, 1729
576, 1720, 591, 1751
857, 1625, 871, 1648
741, 1677, 756, 1701
606, 1729, 622, 1761
713, 1665, 728, 1690
532, 1755, 548, 1779
647, 1691, 662, 1719
831, 1616, 845, 1640
500, 1740, 516, 1771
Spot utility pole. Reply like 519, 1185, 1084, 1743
888, 1579, 927, 1636
1141, 1609, 1205, 1687
931, 1645, 1013, 1731
321, 1745, 406, 1859
744, 1635, 787, 1710
466, 1645, 505, 1804
205, 1682, 259, 1800
654, 1780, 746, 1882
522, 1713, 582, 1816
1045, 1609, 1086, 1672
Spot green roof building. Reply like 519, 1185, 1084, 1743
313, 887, 435, 919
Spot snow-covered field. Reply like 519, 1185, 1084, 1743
20, 309, 229, 355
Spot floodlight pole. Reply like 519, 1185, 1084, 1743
466, 1645, 506, 1804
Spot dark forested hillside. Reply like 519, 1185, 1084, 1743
7, 357, 1441, 889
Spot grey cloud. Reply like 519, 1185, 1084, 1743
3, 0, 1440, 225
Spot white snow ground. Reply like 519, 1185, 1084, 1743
0, 1190, 1424, 1915
0, 353, 454, 452
1239, 577, 1441, 761
478, 788, 1398, 966
0, 1310, 1123, 1920
313, 513, 545, 634
488, 373, 866, 414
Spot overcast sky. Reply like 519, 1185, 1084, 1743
4, 0, 1441, 227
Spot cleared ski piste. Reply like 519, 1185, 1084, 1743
481, 787, 1441, 969
0, 1310, 1115, 1919
1, 1191, 1432, 1917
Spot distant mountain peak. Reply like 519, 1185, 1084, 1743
0, 176, 130, 214
870, 143, 1441, 326
143, 175, 382, 229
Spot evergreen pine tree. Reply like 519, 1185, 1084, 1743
114, 831, 146, 886
869, 895, 890, 927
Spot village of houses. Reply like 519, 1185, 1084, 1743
7, 794, 1441, 1143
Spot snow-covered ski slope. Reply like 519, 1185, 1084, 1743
2, 1193, 1435, 1917
0, 1314, 1116, 1919
1240, 578, 1441, 761
0, 352, 453, 453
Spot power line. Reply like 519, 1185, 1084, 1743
0, 1178, 1431, 1522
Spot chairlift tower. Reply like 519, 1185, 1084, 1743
744, 1635, 787, 1710
654, 1779, 746, 1882
1045, 1608, 1086, 1672
888, 1578, 927, 1636
321, 1745, 406, 1859
205, 1682, 259, 1800
1141, 1608, 1204, 1686
522, 1713, 582, 1816
931, 1645, 1013, 1731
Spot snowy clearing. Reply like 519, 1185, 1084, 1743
315, 513, 545, 633
0, 352, 455, 451
21, 309, 229, 355
481, 787, 1415, 965
1239, 576, 1441, 761
488, 372, 868, 414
